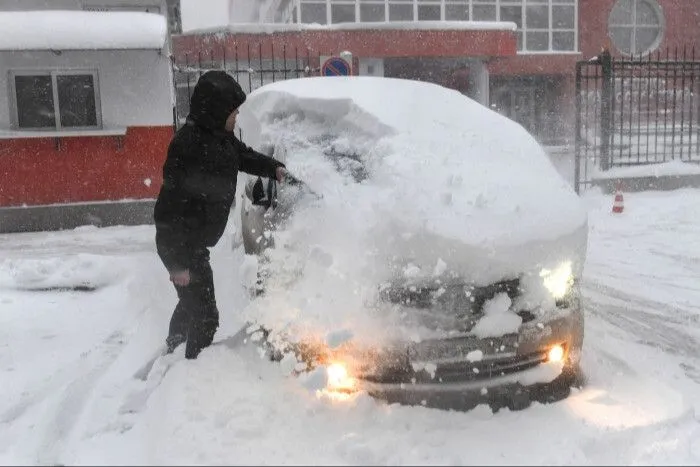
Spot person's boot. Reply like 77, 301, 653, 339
185, 319, 218, 359
165, 333, 187, 354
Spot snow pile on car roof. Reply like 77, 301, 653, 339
237, 77, 587, 341
241, 76, 585, 248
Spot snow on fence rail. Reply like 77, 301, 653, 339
170, 45, 325, 130
575, 47, 700, 192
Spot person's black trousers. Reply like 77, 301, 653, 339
158, 245, 220, 359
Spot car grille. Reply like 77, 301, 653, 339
364, 277, 546, 385
361, 349, 549, 385
379, 277, 535, 332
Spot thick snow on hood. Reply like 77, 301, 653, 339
237, 77, 588, 339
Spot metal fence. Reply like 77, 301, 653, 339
171, 44, 325, 130
575, 47, 700, 193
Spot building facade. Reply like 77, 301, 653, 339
196, 0, 698, 146
0, 0, 178, 232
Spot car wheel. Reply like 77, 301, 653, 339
506, 387, 533, 411
530, 363, 583, 404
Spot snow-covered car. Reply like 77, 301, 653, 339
235, 76, 588, 411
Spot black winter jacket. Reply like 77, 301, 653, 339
154, 71, 284, 272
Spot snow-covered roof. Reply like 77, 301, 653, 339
0, 11, 168, 51
184, 20, 518, 36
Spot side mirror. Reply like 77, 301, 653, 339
249, 176, 277, 210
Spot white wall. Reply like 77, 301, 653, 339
0, 49, 173, 130
0, 0, 80, 10
0, 0, 161, 11
181, 0, 228, 31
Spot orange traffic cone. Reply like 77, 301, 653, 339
612, 182, 624, 214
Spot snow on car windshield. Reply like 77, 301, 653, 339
237, 77, 587, 345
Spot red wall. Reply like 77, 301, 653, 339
491, 0, 700, 77
173, 28, 517, 65
579, 0, 700, 60
0, 126, 172, 207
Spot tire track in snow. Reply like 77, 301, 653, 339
2, 330, 128, 465
583, 279, 700, 384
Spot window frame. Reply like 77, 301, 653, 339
291, 0, 579, 54
9, 69, 103, 132
608, 0, 665, 56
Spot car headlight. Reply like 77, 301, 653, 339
326, 362, 357, 393
540, 261, 574, 300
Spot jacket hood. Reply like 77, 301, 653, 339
188, 71, 247, 131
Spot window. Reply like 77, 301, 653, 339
11, 70, 100, 131
289, 0, 578, 53
360, 0, 386, 22
511, 0, 577, 52
300, 1, 327, 23
331, 1, 356, 23
445, 1, 469, 20
389, 0, 414, 21
609, 0, 664, 55
418, 0, 442, 20
473, 0, 497, 21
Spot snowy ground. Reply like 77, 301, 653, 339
1, 188, 700, 466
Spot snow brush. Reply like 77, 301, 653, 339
283, 171, 323, 200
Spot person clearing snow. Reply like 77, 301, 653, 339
153, 71, 287, 359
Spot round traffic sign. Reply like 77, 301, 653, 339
321, 56, 351, 76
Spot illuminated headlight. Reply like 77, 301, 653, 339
540, 261, 574, 300
326, 362, 357, 393
547, 344, 565, 363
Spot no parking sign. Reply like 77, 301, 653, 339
321, 56, 351, 77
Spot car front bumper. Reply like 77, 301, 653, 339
351, 302, 584, 410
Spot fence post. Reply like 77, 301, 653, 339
574, 62, 583, 194
599, 48, 613, 171
170, 55, 178, 132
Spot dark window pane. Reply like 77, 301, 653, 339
300, 2, 327, 23
418, 4, 441, 20
637, 0, 660, 25
609, 0, 633, 24
525, 5, 547, 29
57, 74, 98, 128
331, 4, 355, 23
445, 3, 469, 20
389, 3, 413, 21
15, 75, 55, 129
473, 4, 496, 20
526, 31, 549, 50
360, 3, 385, 21
552, 5, 575, 29
553, 31, 575, 50
501, 5, 523, 28
609, 26, 633, 53
635, 26, 661, 53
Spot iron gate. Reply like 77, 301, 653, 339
170, 44, 326, 133
575, 47, 700, 193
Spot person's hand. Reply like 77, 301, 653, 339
276, 166, 287, 183
170, 269, 191, 286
